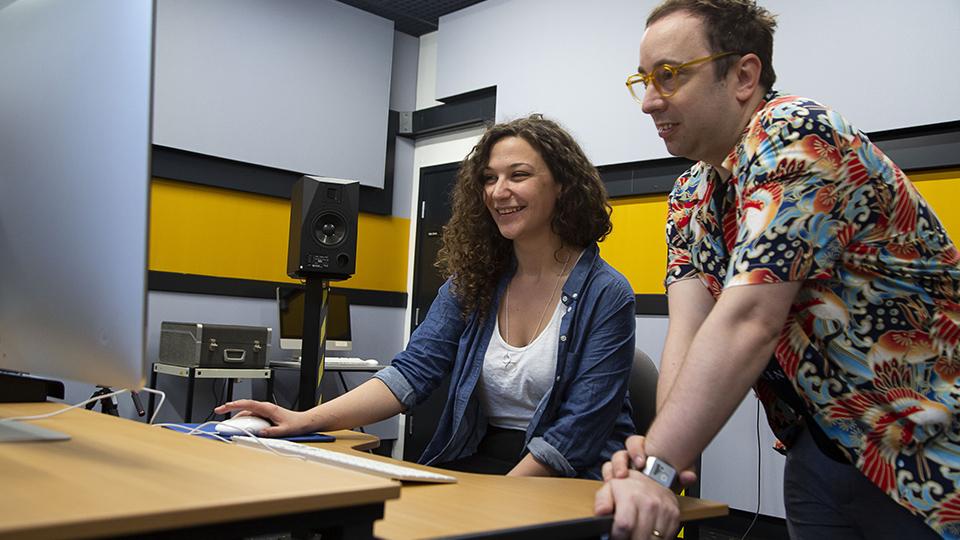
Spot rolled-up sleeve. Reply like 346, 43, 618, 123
374, 365, 418, 409
527, 436, 577, 477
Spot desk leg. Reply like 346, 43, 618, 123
185, 367, 196, 423
146, 365, 157, 421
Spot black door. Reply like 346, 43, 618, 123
409, 162, 460, 331
404, 161, 460, 462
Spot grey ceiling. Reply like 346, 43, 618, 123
335, 0, 487, 36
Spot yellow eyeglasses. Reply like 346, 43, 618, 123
626, 52, 738, 102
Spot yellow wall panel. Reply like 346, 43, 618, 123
350, 213, 410, 292
600, 194, 669, 295
598, 168, 960, 297
148, 179, 409, 292
148, 167, 955, 298
910, 168, 960, 241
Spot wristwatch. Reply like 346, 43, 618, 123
641, 455, 680, 491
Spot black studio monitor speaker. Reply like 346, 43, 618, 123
287, 175, 359, 281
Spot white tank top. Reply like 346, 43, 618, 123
478, 300, 563, 430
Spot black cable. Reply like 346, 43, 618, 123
741, 397, 762, 540
204, 378, 229, 422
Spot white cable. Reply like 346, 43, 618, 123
228, 431, 307, 462
153, 418, 309, 463
153, 421, 233, 443
137, 387, 166, 424
0, 387, 167, 425
153, 420, 305, 454
0, 388, 130, 422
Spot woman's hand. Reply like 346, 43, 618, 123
595, 470, 681, 540
214, 399, 316, 438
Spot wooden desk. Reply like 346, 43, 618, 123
0, 403, 725, 540
0, 403, 399, 540
324, 431, 728, 539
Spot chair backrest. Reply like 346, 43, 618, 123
628, 348, 659, 435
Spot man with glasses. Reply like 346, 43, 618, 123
595, 1, 960, 539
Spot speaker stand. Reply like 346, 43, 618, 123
297, 278, 329, 411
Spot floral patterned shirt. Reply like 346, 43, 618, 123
665, 90, 960, 537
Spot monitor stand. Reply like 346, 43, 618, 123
0, 371, 71, 441
0, 371, 65, 402
0, 421, 70, 442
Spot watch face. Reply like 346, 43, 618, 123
644, 457, 677, 489
651, 463, 670, 483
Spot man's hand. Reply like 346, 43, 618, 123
605, 435, 698, 485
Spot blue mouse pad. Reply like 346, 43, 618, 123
162, 423, 335, 443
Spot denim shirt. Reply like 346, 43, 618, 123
375, 243, 636, 479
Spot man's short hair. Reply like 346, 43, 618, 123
647, 0, 777, 90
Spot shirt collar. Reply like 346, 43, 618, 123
496, 243, 599, 306
719, 88, 781, 174
560, 243, 599, 304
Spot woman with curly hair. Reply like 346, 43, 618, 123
217, 115, 636, 479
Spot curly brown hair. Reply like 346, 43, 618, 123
436, 115, 612, 319
647, 0, 778, 90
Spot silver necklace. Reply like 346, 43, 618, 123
503, 254, 572, 363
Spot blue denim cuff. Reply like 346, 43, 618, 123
527, 436, 577, 477
372, 366, 417, 410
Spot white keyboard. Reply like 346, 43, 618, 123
269, 357, 381, 369
323, 357, 379, 368
232, 436, 457, 484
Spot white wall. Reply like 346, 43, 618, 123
153, 0, 394, 188
390, 31, 420, 219
437, 0, 960, 166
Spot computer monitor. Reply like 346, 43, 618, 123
0, 0, 153, 406
277, 287, 353, 356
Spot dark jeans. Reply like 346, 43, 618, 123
434, 426, 526, 475
784, 427, 939, 539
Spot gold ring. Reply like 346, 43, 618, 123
652, 530, 664, 538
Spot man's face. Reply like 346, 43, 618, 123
638, 12, 738, 166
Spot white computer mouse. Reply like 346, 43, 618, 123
215, 415, 272, 436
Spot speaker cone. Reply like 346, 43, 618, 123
312, 212, 346, 246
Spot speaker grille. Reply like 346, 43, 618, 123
312, 212, 347, 247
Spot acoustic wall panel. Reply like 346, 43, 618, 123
154, 0, 393, 188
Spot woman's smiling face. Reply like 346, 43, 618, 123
482, 136, 561, 243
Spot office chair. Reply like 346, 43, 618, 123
627, 349, 703, 504
628, 348, 659, 435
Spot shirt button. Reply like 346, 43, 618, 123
560, 335, 567, 342
562, 295, 568, 303
555, 375, 561, 382
566, 307, 572, 313
572, 293, 578, 299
